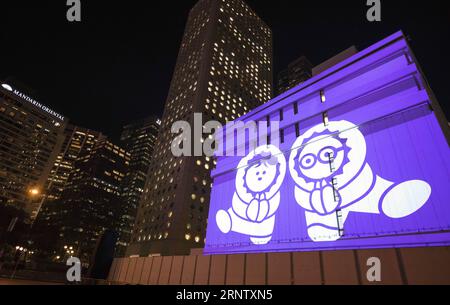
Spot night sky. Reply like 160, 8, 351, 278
1, 0, 449, 140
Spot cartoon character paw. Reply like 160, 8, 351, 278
381, 180, 431, 219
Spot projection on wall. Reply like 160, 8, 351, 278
204, 32, 450, 255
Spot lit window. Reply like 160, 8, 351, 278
320, 90, 326, 103
323, 112, 329, 126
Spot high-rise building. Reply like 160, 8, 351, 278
115, 116, 160, 256
0, 82, 66, 221
49, 139, 130, 267
127, 0, 273, 256
33, 125, 106, 251
276, 56, 313, 95
44, 125, 106, 202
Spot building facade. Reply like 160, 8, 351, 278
276, 56, 313, 95
127, 0, 273, 256
33, 125, 106, 254
205, 31, 450, 255
115, 116, 160, 256
0, 82, 66, 221
43, 125, 106, 203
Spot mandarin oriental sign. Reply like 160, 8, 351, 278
1, 83, 65, 121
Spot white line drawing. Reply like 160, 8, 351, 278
289, 120, 431, 242
216, 145, 286, 245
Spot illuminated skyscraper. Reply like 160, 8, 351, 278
115, 116, 160, 256
128, 0, 273, 256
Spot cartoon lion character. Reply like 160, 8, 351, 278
216, 145, 286, 245
289, 120, 432, 242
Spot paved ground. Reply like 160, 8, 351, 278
0, 278, 63, 285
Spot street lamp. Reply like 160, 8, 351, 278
28, 188, 40, 197
11, 246, 28, 279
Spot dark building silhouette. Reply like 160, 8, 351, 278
276, 56, 313, 95
44, 125, 106, 202
89, 229, 119, 280
45, 139, 130, 268
127, 0, 273, 257
312, 46, 357, 77
32, 126, 106, 257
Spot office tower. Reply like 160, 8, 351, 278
277, 56, 313, 95
44, 125, 106, 202
115, 116, 160, 256
51, 140, 130, 267
33, 125, 106, 250
127, 0, 273, 256
0, 82, 66, 221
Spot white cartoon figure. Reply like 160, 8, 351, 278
216, 145, 286, 245
289, 120, 432, 242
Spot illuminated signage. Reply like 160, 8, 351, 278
204, 31, 450, 255
1, 83, 65, 121
1, 83, 13, 91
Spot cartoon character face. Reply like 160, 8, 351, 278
245, 161, 278, 193
295, 137, 347, 181
243, 153, 281, 195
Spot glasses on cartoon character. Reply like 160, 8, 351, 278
299, 146, 345, 169
294, 134, 350, 184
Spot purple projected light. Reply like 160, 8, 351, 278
204, 31, 450, 255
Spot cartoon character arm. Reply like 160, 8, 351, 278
266, 192, 281, 218
233, 192, 250, 219
294, 185, 314, 212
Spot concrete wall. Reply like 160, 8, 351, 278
108, 247, 450, 285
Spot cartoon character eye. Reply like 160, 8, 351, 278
318, 146, 337, 163
300, 153, 317, 170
